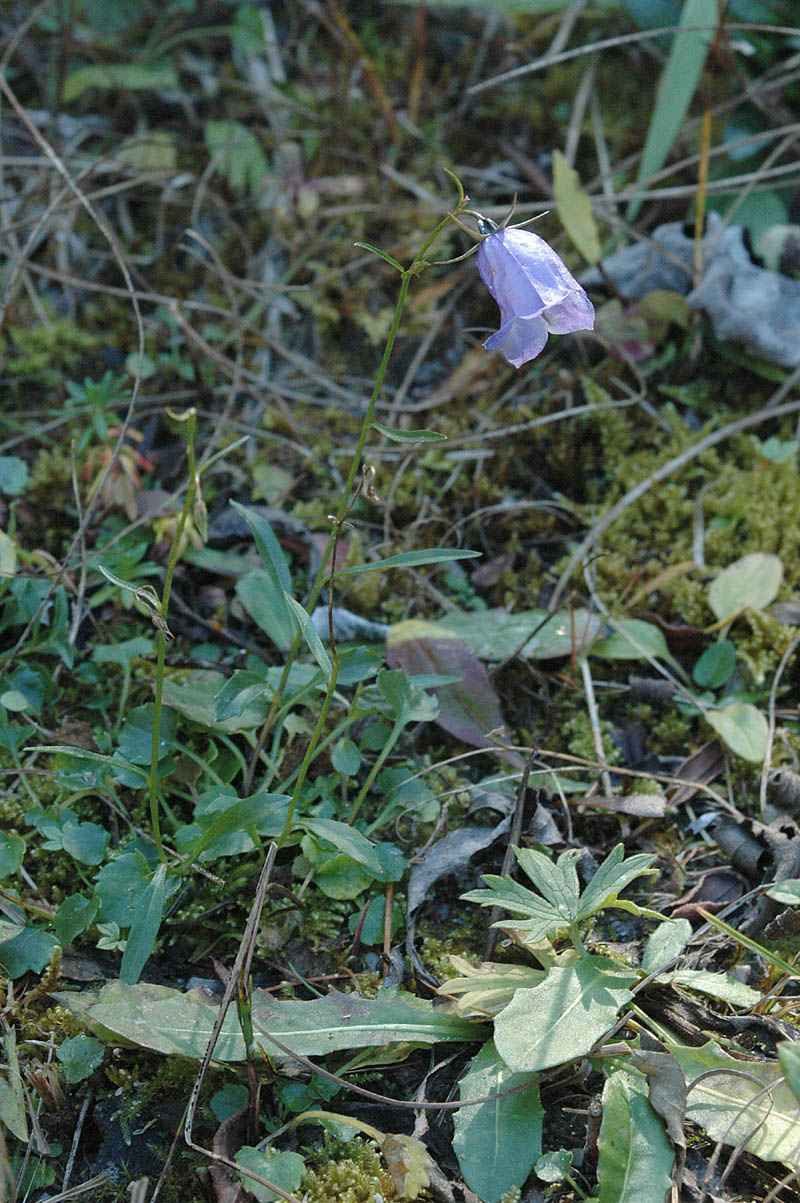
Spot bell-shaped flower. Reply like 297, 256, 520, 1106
477, 227, 595, 367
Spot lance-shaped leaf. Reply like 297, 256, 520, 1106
453, 1039, 543, 1203
53, 983, 482, 1063
672, 1040, 800, 1170
594, 1071, 674, 1203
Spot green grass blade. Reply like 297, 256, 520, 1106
627, 0, 719, 221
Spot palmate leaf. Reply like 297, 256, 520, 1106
461, 874, 570, 943
463, 843, 659, 944
576, 844, 658, 922
516, 846, 582, 917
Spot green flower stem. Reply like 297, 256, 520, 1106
251, 194, 469, 792
348, 717, 404, 823
148, 409, 198, 863
277, 664, 339, 846
278, 706, 366, 793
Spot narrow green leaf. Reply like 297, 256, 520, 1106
330, 548, 479, 580
553, 150, 601, 264
369, 421, 447, 444
236, 570, 296, 651
354, 242, 404, 272
230, 501, 292, 591
665, 969, 761, 1008
299, 816, 385, 878
178, 793, 289, 865
0, 1029, 27, 1141
64, 63, 178, 103
628, 0, 718, 220
54, 982, 481, 1062
778, 1041, 800, 1106
595, 1071, 674, 1203
284, 593, 332, 677
120, 863, 168, 985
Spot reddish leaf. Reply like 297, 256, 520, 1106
387, 621, 519, 764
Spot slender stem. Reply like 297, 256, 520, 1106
247, 199, 468, 788
348, 718, 403, 823
148, 410, 198, 862
277, 664, 339, 846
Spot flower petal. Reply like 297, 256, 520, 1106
477, 225, 594, 367
478, 235, 548, 323
484, 314, 549, 368
543, 290, 596, 335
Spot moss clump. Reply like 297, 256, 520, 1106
301, 1136, 396, 1203
573, 404, 800, 628
2, 312, 97, 387
561, 710, 623, 767
629, 704, 695, 757
27, 446, 74, 514
731, 609, 799, 687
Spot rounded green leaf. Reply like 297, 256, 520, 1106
0, 833, 25, 879
767, 880, 800, 906
706, 702, 768, 762
235, 1146, 305, 1203
708, 553, 783, 622
56, 1035, 104, 1084
693, 640, 736, 689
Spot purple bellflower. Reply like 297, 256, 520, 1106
477, 226, 595, 368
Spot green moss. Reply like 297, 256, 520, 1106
733, 609, 799, 686
629, 704, 695, 757
571, 402, 800, 628
301, 1135, 396, 1203
2, 312, 97, 388
560, 708, 623, 767
499, 1188, 521, 1203
27, 446, 74, 513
